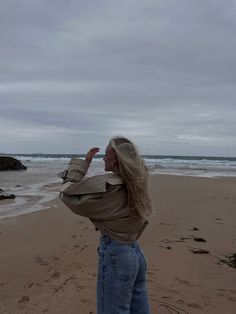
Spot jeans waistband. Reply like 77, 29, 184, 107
100, 234, 138, 248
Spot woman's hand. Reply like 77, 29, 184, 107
85, 147, 100, 164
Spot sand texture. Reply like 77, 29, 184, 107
0, 175, 236, 313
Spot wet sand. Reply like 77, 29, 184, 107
0, 175, 236, 313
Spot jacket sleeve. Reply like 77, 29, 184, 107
59, 158, 126, 220
60, 157, 89, 185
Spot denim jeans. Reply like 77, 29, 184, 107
97, 235, 150, 314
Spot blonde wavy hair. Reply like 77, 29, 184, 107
109, 137, 153, 219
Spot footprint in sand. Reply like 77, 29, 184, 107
63, 275, 77, 285
191, 226, 199, 231
34, 255, 49, 266
214, 218, 224, 225
200, 294, 211, 306
51, 255, 60, 261
51, 271, 60, 279
62, 245, 66, 253
52, 285, 64, 294
44, 271, 61, 283
192, 236, 206, 242
75, 281, 90, 292
161, 238, 190, 244
76, 244, 88, 253
217, 291, 236, 302
17, 295, 29, 308
161, 238, 173, 244
159, 245, 172, 250
175, 299, 203, 310
81, 298, 91, 304
147, 270, 157, 277
28, 282, 34, 288
161, 296, 172, 301
174, 277, 195, 287
151, 298, 189, 314
189, 248, 209, 254
180, 236, 191, 241
160, 287, 180, 295
187, 302, 203, 310
48, 275, 82, 293
227, 296, 236, 302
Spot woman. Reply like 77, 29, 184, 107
60, 137, 152, 314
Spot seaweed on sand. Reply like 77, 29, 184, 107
219, 253, 236, 268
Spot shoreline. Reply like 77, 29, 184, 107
0, 174, 236, 313
1, 174, 236, 220
0, 182, 61, 219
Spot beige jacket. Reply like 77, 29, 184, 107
59, 158, 148, 243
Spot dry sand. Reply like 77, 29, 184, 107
0, 175, 236, 314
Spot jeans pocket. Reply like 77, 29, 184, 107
109, 249, 137, 281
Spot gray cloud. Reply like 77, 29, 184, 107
0, 0, 236, 155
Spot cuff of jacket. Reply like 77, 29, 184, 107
69, 158, 89, 169
64, 158, 89, 183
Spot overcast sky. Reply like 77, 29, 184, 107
0, 0, 236, 156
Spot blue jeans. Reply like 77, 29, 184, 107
97, 235, 150, 314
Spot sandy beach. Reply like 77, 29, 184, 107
0, 174, 236, 314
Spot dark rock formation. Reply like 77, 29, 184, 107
0, 188, 16, 201
0, 156, 27, 171
220, 253, 236, 268
0, 194, 16, 200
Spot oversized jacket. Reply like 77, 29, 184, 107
59, 158, 148, 243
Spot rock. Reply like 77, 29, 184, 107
220, 253, 236, 268
0, 156, 27, 171
0, 194, 16, 200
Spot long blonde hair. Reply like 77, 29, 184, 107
109, 137, 153, 219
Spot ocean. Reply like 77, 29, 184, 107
1, 154, 236, 218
